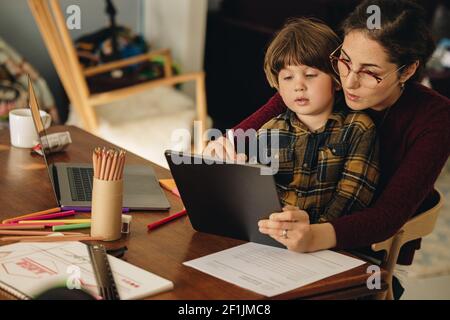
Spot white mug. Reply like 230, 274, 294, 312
9, 108, 51, 148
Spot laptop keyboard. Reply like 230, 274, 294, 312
67, 167, 93, 201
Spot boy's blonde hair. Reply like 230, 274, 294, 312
264, 17, 341, 89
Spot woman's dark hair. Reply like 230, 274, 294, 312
342, 0, 435, 81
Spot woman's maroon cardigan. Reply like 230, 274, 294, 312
233, 82, 450, 264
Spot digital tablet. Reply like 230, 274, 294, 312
165, 150, 283, 248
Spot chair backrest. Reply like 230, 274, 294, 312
371, 188, 444, 299
28, 0, 208, 151
372, 189, 443, 254
29, 0, 97, 130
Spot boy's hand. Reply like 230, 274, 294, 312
258, 205, 314, 252
203, 136, 247, 162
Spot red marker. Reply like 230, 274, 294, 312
147, 209, 187, 231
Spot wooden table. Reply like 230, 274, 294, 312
0, 125, 387, 300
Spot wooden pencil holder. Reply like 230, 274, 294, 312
91, 178, 123, 241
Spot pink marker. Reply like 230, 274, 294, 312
18, 210, 76, 221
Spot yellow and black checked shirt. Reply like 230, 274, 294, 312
257, 105, 380, 223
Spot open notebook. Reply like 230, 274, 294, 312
0, 241, 173, 300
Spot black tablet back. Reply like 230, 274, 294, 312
165, 151, 283, 248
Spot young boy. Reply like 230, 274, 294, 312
258, 18, 379, 223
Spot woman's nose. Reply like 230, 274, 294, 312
343, 72, 360, 89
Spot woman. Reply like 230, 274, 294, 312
203, 0, 450, 296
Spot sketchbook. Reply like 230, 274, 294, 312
0, 241, 173, 300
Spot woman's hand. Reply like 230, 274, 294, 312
258, 205, 314, 252
202, 136, 246, 162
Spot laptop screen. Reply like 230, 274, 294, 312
28, 78, 51, 155
28, 76, 60, 205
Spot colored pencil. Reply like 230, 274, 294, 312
93, 149, 98, 179
93, 147, 126, 181
18, 219, 91, 224
0, 224, 46, 230
104, 150, 112, 180
119, 151, 126, 180
147, 209, 187, 231
0, 230, 84, 236
52, 223, 91, 232
2, 207, 61, 224
17, 222, 67, 227
0, 235, 104, 242
108, 150, 118, 180
17, 210, 76, 221
61, 206, 130, 213
99, 147, 107, 180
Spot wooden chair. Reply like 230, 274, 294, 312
372, 188, 444, 300
28, 0, 207, 153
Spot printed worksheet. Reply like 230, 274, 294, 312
184, 242, 365, 297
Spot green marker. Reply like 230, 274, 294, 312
52, 222, 91, 232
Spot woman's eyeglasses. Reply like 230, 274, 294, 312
329, 44, 406, 89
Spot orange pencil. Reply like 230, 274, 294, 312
95, 147, 101, 179
112, 152, 119, 180
92, 150, 98, 179
119, 151, 126, 180
104, 150, 113, 180
2, 207, 61, 224
109, 150, 118, 180
99, 147, 107, 180
113, 150, 123, 180
0, 235, 104, 242
0, 224, 46, 230
0, 230, 84, 236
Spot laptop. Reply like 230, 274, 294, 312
165, 150, 283, 247
28, 76, 170, 210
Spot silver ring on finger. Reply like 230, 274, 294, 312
282, 229, 288, 239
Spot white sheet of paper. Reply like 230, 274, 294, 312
183, 242, 366, 297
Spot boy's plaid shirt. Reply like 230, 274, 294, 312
257, 105, 380, 223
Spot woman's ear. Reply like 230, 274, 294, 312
400, 60, 419, 83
